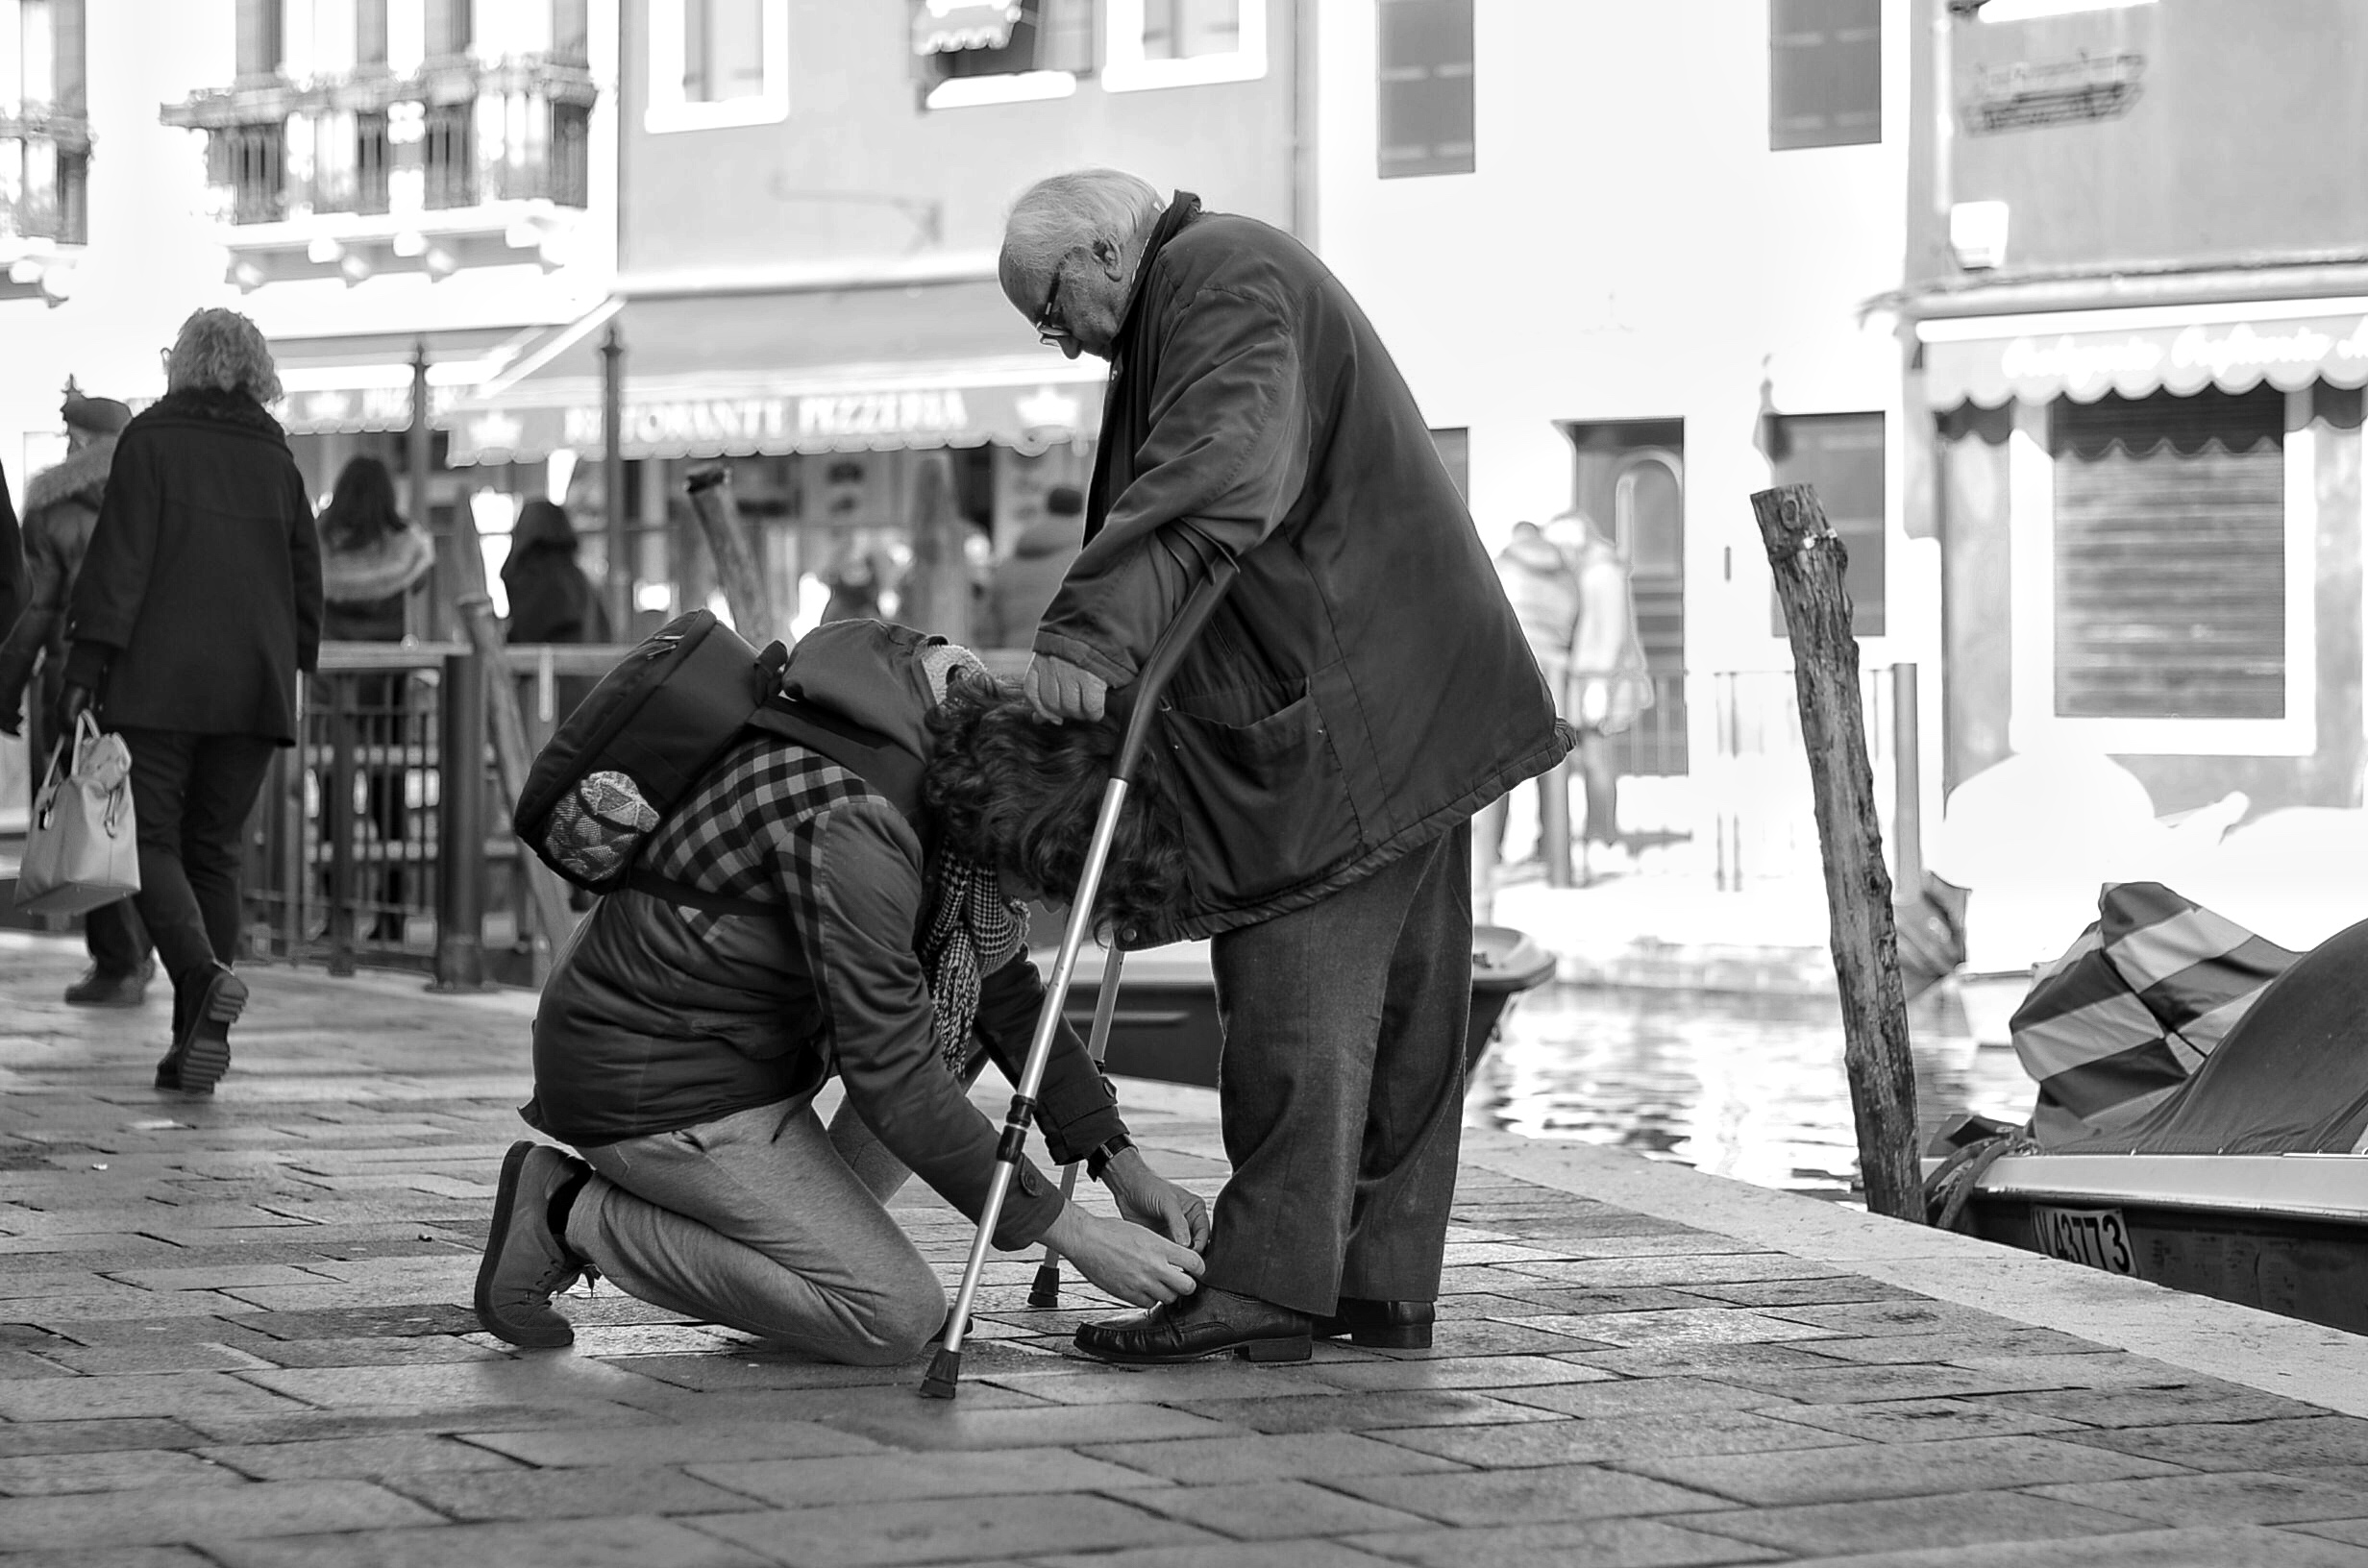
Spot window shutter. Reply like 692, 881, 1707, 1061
235, 0, 283, 79
1378, 0, 1474, 179
552, 0, 590, 62
2051, 388, 2287, 721
358, 0, 389, 66
52, 0, 86, 112
425, 0, 472, 60
1770, 0, 1881, 151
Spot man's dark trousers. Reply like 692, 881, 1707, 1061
115, 727, 274, 1020
1202, 823, 1472, 1313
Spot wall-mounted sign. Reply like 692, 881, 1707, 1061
448, 380, 1102, 466
912, 0, 1024, 55
273, 384, 460, 435
1922, 309, 2368, 408
1964, 51, 2144, 134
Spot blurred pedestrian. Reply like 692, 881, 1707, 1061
0, 388, 154, 1004
0, 453, 20, 650
502, 498, 606, 645
975, 484, 1085, 649
999, 169, 1569, 1365
316, 454, 434, 938
821, 549, 885, 625
1550, 509, 1654, 879
1472, 519, 1583, 917
62, 308, 323, 1093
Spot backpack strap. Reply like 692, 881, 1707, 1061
620, 867, 777, 919
747, 695, 926, 821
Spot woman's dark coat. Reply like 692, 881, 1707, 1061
63, 390, 322, 743
1037, 194, 1571, 944
503, 499, 605, 644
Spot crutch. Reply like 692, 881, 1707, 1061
921, 558, 1238, 1399
1027, 945, 1125, 1309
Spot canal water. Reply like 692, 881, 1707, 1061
1466, 983, 2035, 1200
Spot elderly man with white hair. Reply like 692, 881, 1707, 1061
998, 169, 1572, 1365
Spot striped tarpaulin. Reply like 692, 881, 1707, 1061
2010, 881, 2298, 1145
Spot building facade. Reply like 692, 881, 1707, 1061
447, 0, 1306, 646
1309, 0, 1924, 866
1905, 0, 2368, 817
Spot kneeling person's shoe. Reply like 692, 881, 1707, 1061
153, 964, 247, 1094
65, 967, 149, 1007
475, 1141, 593, 1350
1312, 1296, 1435, 1350
1074, 1286, 1311, 1366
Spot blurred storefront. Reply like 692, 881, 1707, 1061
1905, 0, 2368, 816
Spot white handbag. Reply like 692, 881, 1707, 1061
16, 713, 141, 917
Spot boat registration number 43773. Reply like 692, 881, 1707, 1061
2034, 1206, 2137, 1275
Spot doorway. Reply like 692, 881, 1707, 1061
1564, 419, 1687, 774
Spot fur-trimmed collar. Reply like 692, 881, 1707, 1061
23, 435, 116, 517
323, 526, 435, 604
138, 387, 289, 447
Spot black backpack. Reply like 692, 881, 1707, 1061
513, 609, 923, 916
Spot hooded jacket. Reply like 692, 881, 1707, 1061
976, 510, 1084, 649
321, 524, 433, 643
0, 433, 115, 718
1037, 195, 1571, 943
525, 619, 1125, 1250
503, 499, 605, 644
64, 390, 322, 743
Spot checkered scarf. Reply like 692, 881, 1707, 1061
912, 641, 1028, 1075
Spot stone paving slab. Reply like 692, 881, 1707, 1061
6, 933, 2368, 1567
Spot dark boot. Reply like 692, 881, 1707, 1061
64, 965, 152, 1008
154, 964, 247, 1094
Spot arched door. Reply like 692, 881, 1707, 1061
1613, 449, 1686, 772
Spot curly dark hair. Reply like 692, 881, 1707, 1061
925, 668, 1192, 943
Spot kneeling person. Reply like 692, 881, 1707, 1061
476, 622, 1208, 1361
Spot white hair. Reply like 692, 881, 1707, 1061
999, 168, 1165, 289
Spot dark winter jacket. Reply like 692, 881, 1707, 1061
322, 525, 432, 643
977, 511, 1084, 649
0, 434, 115, 721
503, 499, 604, 644
64, 390, 322, 743
525, 619, 1126, 1251
0, 460, 20, 656
1039, 194, 1571, 943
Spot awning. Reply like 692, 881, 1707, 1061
1918, 298, 2368, 409
444, 280, 1106, 466
267, 326, 561, 436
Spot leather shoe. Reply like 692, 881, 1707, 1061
65, 965, 150, 1008
1312, 1297, 1435, 1350
1074, 1285, 1311, 1366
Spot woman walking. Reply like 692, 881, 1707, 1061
62, 308, 322, 1093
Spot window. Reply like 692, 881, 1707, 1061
358, 0, 388, 67
1767, 413, 1886, 638
1104, 0, 1265, 92
215, 121, 285, 224
553, 0, 591, 63
2, 0, 87, 244
234, 0, 283, 80
917, 0, 1094, 110
647, 0, 789, 131
1377, 0, 1473, 179
424, 0, 472, 59
2007, 386, 2316, 755
1428, 428, 1469, 501
1770, 0, 1880, 150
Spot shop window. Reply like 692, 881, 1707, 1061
1378, 0, 1473, 178
1427, 427, 1469, 501
1770, 0, 1880, 150
1105, 0, 1265, 93
2052, 387, 2285, 722
1767, 412, 1885, 638
916, 0, 1095, 110
647, 0, 788, 131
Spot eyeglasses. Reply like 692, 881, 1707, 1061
1033, 251, 1077, 346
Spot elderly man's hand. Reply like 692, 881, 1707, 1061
1024, 652, 1108, 723
1101, 1145, 1212, 1251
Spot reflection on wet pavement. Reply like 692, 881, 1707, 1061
1465, 984, 2035, 1200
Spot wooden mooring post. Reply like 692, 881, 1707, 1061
682, 464, 777, 647
1749, 482, 1924, 1223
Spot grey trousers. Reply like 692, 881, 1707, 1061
1201, 823, 1473, 1314
564, 1094, 947, 1365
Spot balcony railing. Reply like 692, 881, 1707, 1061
0, 115, 92, 245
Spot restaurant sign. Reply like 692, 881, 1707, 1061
448, 380, 1098, 466
1923, 310, 2368, 408
912, 0, 1023, 54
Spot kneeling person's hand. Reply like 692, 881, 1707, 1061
1045, 1203, 1203, 1308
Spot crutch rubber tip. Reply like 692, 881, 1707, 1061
1027, 1262, 1063, 1310
918, 1347, 962, 1400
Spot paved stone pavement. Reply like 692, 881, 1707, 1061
6, 932, 2368, 1567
